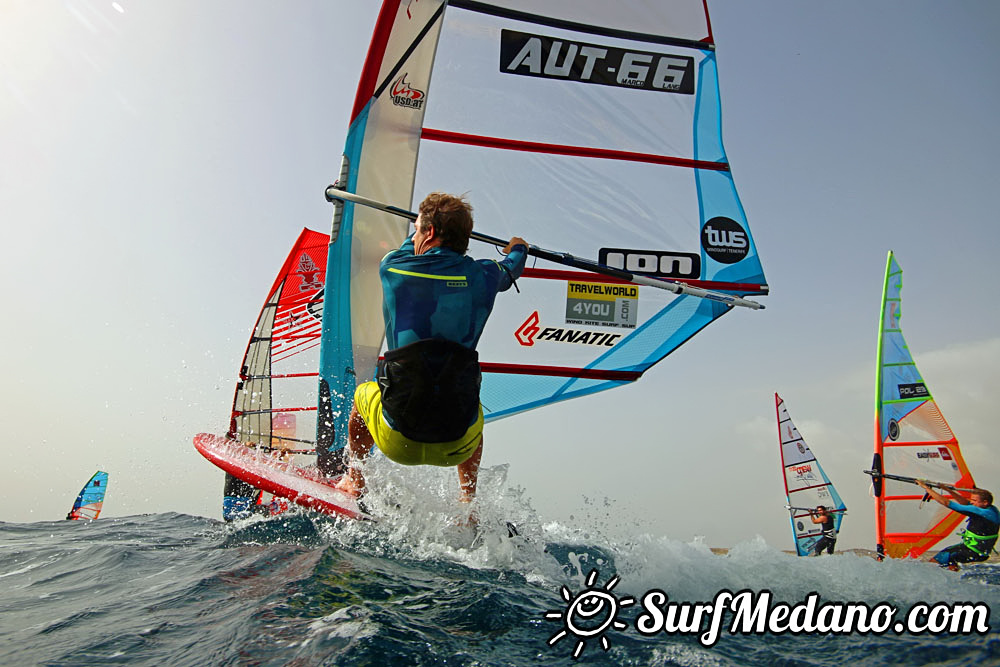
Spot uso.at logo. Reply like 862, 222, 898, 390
390, 74, 425, 109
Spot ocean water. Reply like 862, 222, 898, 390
4, 467, 1000, 666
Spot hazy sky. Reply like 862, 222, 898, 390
2, 1, 999, 552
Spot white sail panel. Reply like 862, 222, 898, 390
453, 0, 713, 44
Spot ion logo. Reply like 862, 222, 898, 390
599, 248, 700, 280
390, 74, 425, 109
544, 569, 634, 660
500, 30, 694, 94
702, 217, 749, 264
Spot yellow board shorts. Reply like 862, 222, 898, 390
354, 381, 483, 467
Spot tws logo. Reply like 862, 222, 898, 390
702, 217, 749, 264
544, 569, 634, 660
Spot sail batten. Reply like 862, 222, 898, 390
421, 128, 730, 170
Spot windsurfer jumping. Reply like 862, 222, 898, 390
916, 480, 999, 570
333, 192, 527, 510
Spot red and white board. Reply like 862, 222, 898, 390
194, 433, 371, 521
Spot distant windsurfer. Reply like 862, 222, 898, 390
916, 480, 999, 570
808, 506, 837, 556
333, 192, 527, 508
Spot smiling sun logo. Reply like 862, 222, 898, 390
544, 569, 635, 659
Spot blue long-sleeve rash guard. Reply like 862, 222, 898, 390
379, 235, 528, 351
947, 500, 1000, 527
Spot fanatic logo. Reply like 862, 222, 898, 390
544, 569, 634, 660
390, 74, 425, 109
514, 311, 622, 348
515, 311, 541, 346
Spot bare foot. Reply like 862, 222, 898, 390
334, 473, 364, 498
454, 499, 479, 529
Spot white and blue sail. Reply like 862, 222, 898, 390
317, 0, 768, 458
775, 393, 846, 556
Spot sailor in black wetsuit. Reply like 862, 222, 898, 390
809, 506, 837, 556
335, 192, 527, 506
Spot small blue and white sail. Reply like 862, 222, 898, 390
775, 394, 846, 556
66, 471, 109, 521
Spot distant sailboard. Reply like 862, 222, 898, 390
775, 394, 846, 556
66, 471, 109, 521
868, 251, 976, 559
194, 433, 371, 521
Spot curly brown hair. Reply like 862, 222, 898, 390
418, 192, 474, 254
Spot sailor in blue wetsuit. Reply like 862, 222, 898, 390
335, 192, 527, 506
916, 479, 1000, 570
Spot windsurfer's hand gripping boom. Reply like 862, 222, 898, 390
324, 186, 766, 310
785, 505, 847, 514
863, 469, 976, 494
